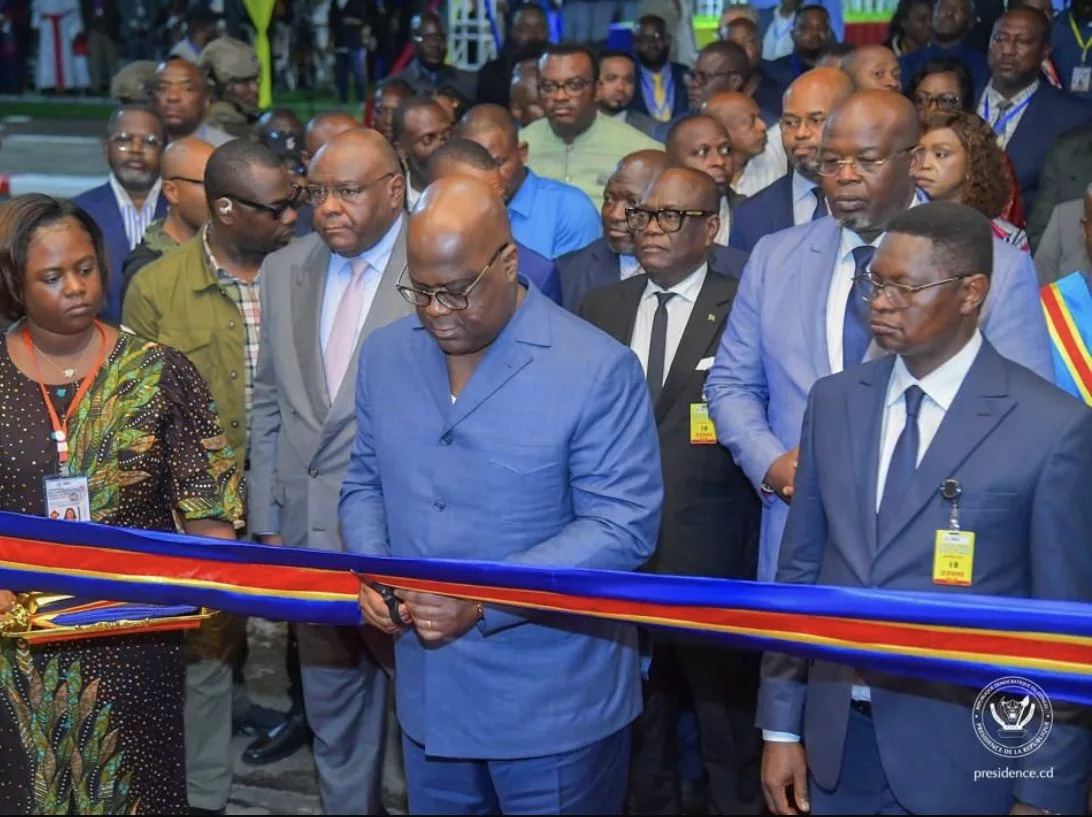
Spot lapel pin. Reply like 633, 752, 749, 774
707, 313, 716, 322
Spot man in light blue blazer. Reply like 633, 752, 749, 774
339, 175, 663, 814
705, 90, 1054, 583
758, 202, 1092, 815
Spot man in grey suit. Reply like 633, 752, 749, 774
705, 91, 1054, 583
248, 128, 413, 815
759, 202, 1092, 815
1033, 187, 1092, 287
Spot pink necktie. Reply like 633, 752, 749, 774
325, 258, 369, 399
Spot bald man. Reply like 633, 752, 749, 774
730, 66, 853, 251
665, 114, 741, 246
704, 90, 786, 196
580, 167, 758, 816
708, 90, 1054, 588
304, 111, 361, 161
843, 44, 901, 92
458, 104, 599, 260
556, 149, 670, 311
340, 173, 661, 815
249, 126, 412, 816
123, 136, 215, 287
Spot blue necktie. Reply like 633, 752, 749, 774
877, 385, 926, 538
842, 245, 875, 370
811, 187, 828, 220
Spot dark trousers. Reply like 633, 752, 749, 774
629, 638, 763, 815
403, 726, 630, 815
808, 708, 910, 815
335, 48, 367, 104
233, 623, 304, 713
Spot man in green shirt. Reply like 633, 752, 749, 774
522, 44, 661, 203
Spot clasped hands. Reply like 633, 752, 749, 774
358, 583, 481, 643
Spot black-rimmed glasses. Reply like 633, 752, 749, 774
626, 207, 717, 233
854, 272, 971, 308
396, 242, 510, 311
226, 185, 304, 219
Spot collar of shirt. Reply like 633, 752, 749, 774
329, 213, 403, 278
980, 78, 1039, 117
837, 189, 926, 256
416, 61, 453, 85
406, 173, 422, 207
202, 223, 259, 287
885, 330, 983, 413
508, 169, 540, 219
619, 254, 643, 280
641, 262, 707, 304
791, 169, 817, 205
108, 174, 161, 216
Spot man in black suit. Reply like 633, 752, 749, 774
475, 3, 548, 109
580, 167, 761, 816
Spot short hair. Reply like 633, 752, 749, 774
998, 6, 1051, 45
697, 40, 751, 76
664, 113, 715, 153
458, 104, 520, 148
599, 49, 637, 71
204, 140, 285, 206
432, 84, 473, 123
0, 195, 109, 321
513, 2, 548, 24
106, 102, 166, 143
540, 43, 599, 83
885, 0, 936, 47
428, 137, 497, 182
908, 58, 976, 112
796, 4, 832, 24
392, 95, 444, 145
638, 14, 668, 30
376, 77, 414, 98
886, 201, 993, 279
921, 110, 1011, 219
728, 17, 760, 35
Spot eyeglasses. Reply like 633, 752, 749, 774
687, 69, 738, 87
912, 92, 963, 109
816, 146, 918, 176
854, 272, 970, 308
626, 207, 716, 233
109, 132, 163, 152
306, 172, 396, 205
780, 112, 829, 131
538, 77, 594, 95
165, 176, 203, 185
226, 185, 304, 219
396, 242, 510, 311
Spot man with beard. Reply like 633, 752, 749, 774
764, 5, 834, 90
703, 91, 785, 197
199, 36, 263, 141
597, 51, 660, 139
74, 103, 167, 323
899, 0, 989, 92
392, 96, 453, 209
522, 44, 661, 202
394, 11, 476, 102
629, 15, 690, 125
705, 90, 1053, 585
665, 114, 741, 246
153, 57, 235, 146
730, 67, 853, 251
123, 140, 301, 817
653, 40, 751, 140
477, 3, 548, 108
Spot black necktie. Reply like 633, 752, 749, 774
877, 385, 926, 538
646, 292, 675, 403
842, 245, 875, 370
811, 187, 828, 220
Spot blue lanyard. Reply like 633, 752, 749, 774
982, 94, 1033, 136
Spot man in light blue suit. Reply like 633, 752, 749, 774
706, 91, 1054, 583
339, 175, 663, 814
758, 202, 1092, 815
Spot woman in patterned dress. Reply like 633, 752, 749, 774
0, 194, 243, 814
913, 109, 1032, 251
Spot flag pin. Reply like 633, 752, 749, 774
707, 313, 716, 321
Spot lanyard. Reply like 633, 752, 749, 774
1071, 13, 1092, 64
982, 93, 1033, 136
22, 321, 109, 473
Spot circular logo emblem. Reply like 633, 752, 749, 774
972, 676, 1053, 758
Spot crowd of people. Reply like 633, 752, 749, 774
0, 0, 1091, 815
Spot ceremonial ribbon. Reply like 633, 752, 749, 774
1042, 273, 1092, 405
1070, 13, 1092, 65
2, 511, 1092, 703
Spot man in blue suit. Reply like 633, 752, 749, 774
758, 202, 1092, 815
74, 103, 166, 324
976, 8, 1092, 216
730, 66, 852, 252
339, 175, 663, 814
899, 0, 989, 92
706, 90, 1054, 583
629, 15, 691, 126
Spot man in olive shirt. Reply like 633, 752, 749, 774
522, 44, 661, 202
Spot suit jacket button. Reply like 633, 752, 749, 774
440, 433, 452, 446
228, 320, 236, 329
433, 499, 446, 510
308, 468, 319, 478
229, 369, 238, 379
230, 420, 239, 429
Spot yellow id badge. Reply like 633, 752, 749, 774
689, 403, 716, 445
933, 530, 975, 586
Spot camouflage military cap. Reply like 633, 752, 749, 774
110, 61, 158, 103
198, 37, 260, 84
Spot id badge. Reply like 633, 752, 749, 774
43, 475, 91, 522
932, 529, 975, 586
689, 402, 717, 445
1072, 66, 1092, 93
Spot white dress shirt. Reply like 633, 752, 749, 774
716, 196, 732, 246
791, 170, 821, 225
406, 173, 422, 209
764, 330, 984, 744
735, 126, 788, 197
619, 253, 643, 280
629, 263, 707, 384
825, 191, 925, 373
320, 213, 404, 354
976, 80, 1039, 150
762, 9, 795, 60
108, 175, 162, 250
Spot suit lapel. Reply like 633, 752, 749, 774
799, 220, 839, 379
1004, 90, 1041, 171
847, 358, 895, 556
592, 240, 622, 292
876, 344, 1016, 551
291, 237, 333, 421
775, 176, 794, 228
616, 275, 645, 348
656, 270, 735, 422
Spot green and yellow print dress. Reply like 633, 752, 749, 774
0, 329, 243, 815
